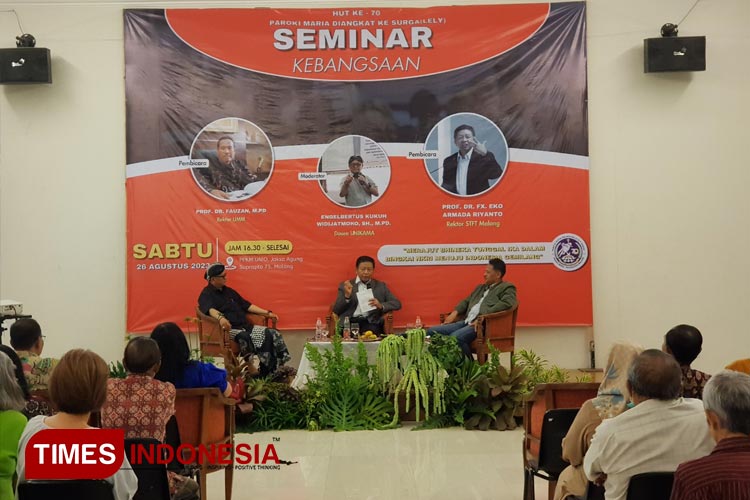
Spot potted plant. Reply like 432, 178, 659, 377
376, 328, 446, 424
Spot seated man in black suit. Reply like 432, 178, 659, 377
332, 256, 401, 336
198, 263, 290, 377
441, 124, 503, 196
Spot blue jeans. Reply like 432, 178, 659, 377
428, 321, 476, 358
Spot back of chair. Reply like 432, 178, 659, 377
125, 437, 171, 500
523, 383, 598, 462
536, 408, 580, 477
174, 388, 235, 448
18, 480, 114, 500
626, 472, 675, 500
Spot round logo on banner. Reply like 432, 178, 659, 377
551, 233, 589, 271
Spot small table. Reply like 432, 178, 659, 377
291, 340, 381, 390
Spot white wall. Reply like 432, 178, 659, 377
1, 0, 748, 372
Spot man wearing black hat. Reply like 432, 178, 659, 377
339, 155, 379, 207
198, 263, 290, 376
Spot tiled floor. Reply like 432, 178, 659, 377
205, 424, 552, 500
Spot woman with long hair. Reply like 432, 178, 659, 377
151, 322, 232, 397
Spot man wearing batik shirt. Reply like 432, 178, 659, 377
194, 136, 257, 200
10, 319, 58, 392
671, 371, 750, 500
663, 324, 711, 399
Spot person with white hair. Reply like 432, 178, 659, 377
670, 370, 750, 500
0, 351, 27, 500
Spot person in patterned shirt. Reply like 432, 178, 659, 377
10, 319, 58, 392
101, 336, 199, 500
663, 324, 711, 399
194, 136, 258, 200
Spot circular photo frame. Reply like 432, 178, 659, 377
189, 117, 274, 202
317, 135, 391, 209
423, 112, 509, 197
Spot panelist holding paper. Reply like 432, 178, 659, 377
332, 256, 401, 336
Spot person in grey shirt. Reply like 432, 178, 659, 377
339, 155, 379, 207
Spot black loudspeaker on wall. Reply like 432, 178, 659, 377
643, 36, 706, 73
0, 48, 52, 84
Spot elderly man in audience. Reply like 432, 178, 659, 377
663, 324, 711, 398
583, 349, 714, 500
670, 370, 750, 500
554, 342, 643, 500
10, 318, 58, 392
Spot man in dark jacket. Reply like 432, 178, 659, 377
332, 255, 401, 336
427, 258, 517, 357
441, 124, 503, 196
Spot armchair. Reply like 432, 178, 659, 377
438, 304, 518, 365
174, 388, 236, 500
195, 307, 277, 356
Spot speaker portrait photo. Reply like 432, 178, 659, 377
318, 135, 391, 209
424, 113, 509, 197
190, 117, 274, 202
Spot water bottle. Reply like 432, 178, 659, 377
343, 316, 351, 340
415, 316, 423, 329
315, 317, 323, 342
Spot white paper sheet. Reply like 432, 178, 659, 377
356, 288, 376, 313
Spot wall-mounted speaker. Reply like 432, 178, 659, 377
0, 48, 52, 84
643, 36, 706, 73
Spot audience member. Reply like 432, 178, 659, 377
726, 359, 750, 375
0, 351, 27, 500
102, 336, 176, 441
332, 255, 401, 336
427, 258, 517, 357
101, 336, 198, 500
16, 349, 138, 500
199, 262, 290, 377
10, 318, 59, 391
0, 345, 52, 418
670, 370, 750, 500
151, 322, 232, 397
583, 349, 714, 500
663, 324, 711, 398
554, 342, 642, 500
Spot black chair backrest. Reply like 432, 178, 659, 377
586, 481, 606, 500
18, 479, 114, 500
125, 437, 171, 500
626, 472, 675, 500
164, 414, 184, 472
537, 408, 580, 477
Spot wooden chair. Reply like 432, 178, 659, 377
438, 304, 518, 365
523, 408, 580, 500
18, 480, 114, 499
522, 383, 599, 499
626, 472, 675, 500
174, 388, 236, 500
124, 437, 171, 500
195, 307, 277, 356
324, 306, 394, 337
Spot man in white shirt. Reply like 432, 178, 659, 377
583, 349, 714, 500
440, 124, 503, 196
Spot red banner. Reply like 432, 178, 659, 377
125, 4, 591, 331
